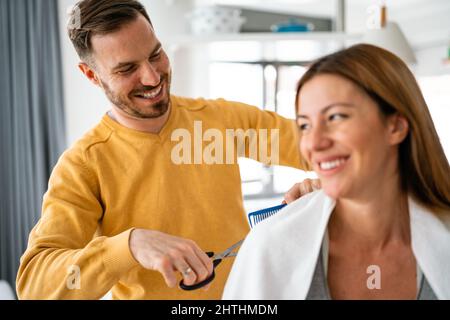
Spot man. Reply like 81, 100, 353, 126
16, 0, 317, 299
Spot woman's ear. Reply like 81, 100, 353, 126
388, 114, 409, 145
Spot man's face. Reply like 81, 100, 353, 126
88, 14, 171, 119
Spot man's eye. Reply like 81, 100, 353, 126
118, 66, 135, 74
150, 54, 160, 61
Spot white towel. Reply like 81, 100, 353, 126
222, 190, 450, 299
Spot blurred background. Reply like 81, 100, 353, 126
1, 0, 449, 298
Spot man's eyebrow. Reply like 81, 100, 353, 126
151, 43, 162, 55
112, 61, 138, 71
112, 43, 162, 71
296, 103, 354, 119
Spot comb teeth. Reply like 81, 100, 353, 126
248, 204, 286, 228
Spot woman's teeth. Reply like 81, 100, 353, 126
319, 158, 347, 170
135, 85, 162, 99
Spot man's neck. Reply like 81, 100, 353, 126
108, 104, 171, 134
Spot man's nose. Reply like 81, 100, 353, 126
304, 123, 332, 152
139, 62, 160, 87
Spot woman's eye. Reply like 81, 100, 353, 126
328, 113, 348, 121
298, 123, 310, 132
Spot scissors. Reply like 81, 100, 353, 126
180, 239, 244, 291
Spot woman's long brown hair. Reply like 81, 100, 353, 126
296, 44, 450, 215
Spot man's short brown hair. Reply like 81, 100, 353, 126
68, 0, 152, 62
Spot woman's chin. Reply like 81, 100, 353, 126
322, 183, 345, 200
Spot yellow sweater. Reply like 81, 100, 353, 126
17, 96, 303, 299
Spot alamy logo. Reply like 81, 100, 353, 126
66, 265, 81, 290
366, 265, 381, 290
67, 5, 81, 30
171, 121, 280, 165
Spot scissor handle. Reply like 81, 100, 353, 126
179, 252, 222, 291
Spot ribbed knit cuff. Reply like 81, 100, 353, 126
102, 228, 140, 277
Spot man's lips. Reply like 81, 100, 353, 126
133, 83, 163, 100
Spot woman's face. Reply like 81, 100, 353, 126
297, 74, 401, 200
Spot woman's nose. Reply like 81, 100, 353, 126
140, 62, 160, 87
305, 124, 332, 152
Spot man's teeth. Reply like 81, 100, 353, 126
319, 158, 347, 170
135, 86, 162, 99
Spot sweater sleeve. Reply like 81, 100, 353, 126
214, 99, 310, 171
16, 146, 139, 300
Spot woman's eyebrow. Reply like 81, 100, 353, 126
297, 102, 355, 119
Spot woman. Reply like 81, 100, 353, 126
222, 44, 450, 300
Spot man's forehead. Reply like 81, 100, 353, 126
90, 15, 158, 67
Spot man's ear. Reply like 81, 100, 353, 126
78, 62, 101, 87
388, 114, 409, 145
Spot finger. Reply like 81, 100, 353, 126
174, 259, 197, 286
203, 283, 212, 291
284, 183, 302, 204
185, 250, 210, 283
303, 179, 315, 194
157, 257, 178, 288
191, 246, 214, 280
311, 178, 321, 190
299, 180, 307, 196
182, 240, 213, 280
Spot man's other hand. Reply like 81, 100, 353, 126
283, 178, 321, 204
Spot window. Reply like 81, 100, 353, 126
208, 41, 322, 199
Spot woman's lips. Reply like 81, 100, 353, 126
315, 156, 350, 176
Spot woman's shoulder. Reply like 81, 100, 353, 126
241, 190, 333, 259
224, 190, 334, 299
249, 190, 333, 238
409, 196, 450, 299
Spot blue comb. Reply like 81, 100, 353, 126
247, 204, 287, 228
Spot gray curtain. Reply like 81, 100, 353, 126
0, 0, 66, 291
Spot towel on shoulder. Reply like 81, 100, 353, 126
222, 191, 450, 300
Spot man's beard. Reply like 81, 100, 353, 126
101, 74, 171, 119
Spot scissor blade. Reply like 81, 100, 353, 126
215, 239, 244, 260
212, 252, 238, 259
224, 252, 238, 257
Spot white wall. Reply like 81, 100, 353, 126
59, 0, 110, 147
141, 0, 209, 98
